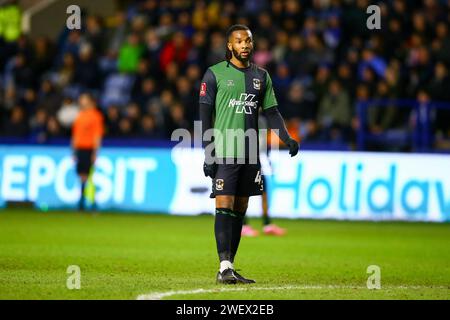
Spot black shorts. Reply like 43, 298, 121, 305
75, 149, 94, 175
210, 163, 264, 198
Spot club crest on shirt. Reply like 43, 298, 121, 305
216, 179, 224, 191
226, 79, 234, 86
253, 78, 261, 90
200, 82, 207, 96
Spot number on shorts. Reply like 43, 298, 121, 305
254, 170, 262, 185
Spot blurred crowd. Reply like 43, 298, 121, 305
1, 0, 450, 150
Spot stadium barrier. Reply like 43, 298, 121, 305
0, 145, 449, 222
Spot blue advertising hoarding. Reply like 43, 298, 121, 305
0, 145, 449, 222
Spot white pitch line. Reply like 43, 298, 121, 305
136, 284, 448, 300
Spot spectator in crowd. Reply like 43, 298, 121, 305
186, 31, 207, 69
140, 114, 163, 139
253, 37, 273, 69
285, 35, 306, 77
427, 62, 450, 102
19, 88, 37, 115
32, 37, 54, 81
74, 44, 100, 90
131, 58, 152, 97
1, 0, 450, 152
118, 117, 134, 137
368, 81, 399, 135
312, 64, 332, 104
54, 53, 76, 89
428, 62, 450, 140
160, 31, 190, 71
272, 62, 292, 107
0, 0, 21, 43
12, 53, 35, 90
358, 48, 387, 80
282, 81, 316, 142
57, 97, 79, 130
46, 116, 64, 139
206, 31, 225, 66
317, 79, 352, 142
2, 105, 28, 137
84, 15, 106, 54
143, 28, 163, 66
166, 102, 190, 135
58, 30, 83, 63
105, 105, 121, 137
134, 77, 157, 108
272, 30, 289, 64
37, 80, 62, 114
175, 76, 196, 124
118, 33, 144, 73
29, 108, 48, 143
124, 102, 141, 134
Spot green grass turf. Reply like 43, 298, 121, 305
0, 209, 449, 300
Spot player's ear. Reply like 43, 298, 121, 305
227, 42, 232, 51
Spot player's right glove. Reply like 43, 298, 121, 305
203, 162, 217, 178
285, 138, 299, 157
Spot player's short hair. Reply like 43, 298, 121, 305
225, 24, 251, 61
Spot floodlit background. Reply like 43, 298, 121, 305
0, 0, 449, 301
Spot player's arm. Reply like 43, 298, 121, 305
94, 115, 103, 149
199, 68, 218, 177
261, 72, 299, 157
92, 135, 101, 161
92, 113, 104, 162
71, 119, 78, 159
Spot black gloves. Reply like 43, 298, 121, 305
285, 138, 299, 157
203, 162, 217, 178
202, 138, 298, 179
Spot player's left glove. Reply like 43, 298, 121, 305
285, 138, 299, 157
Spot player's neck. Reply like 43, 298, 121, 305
230, 57, 250, 69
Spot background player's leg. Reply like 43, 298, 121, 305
77, 149, 94, 212
231, 196, 248, 262
241, 216, 260, 237
262, 190, 271, 226
215, 195, 236, 271
78, 173, 88, 211
261, 176, 286, 236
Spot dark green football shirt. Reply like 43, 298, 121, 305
199, 60, 278, 159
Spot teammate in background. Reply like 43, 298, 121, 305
241, 115, 287, 237
71, 93, 104, 211
200, 25, 299, 284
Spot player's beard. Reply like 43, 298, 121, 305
232, 48, 252, 63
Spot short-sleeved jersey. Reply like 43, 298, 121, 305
199, 60, 278, 159
72, 108, 104, 150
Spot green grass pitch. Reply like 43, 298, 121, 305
0, 209, 449, 300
